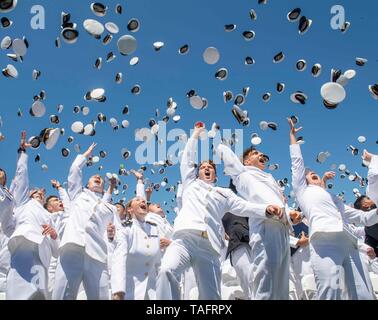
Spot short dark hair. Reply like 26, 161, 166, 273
44, 195, 58, 210
197, 160, 217, 175
115, 202, 125, 209
242, 146, 257, 163
354, 195, 368, 210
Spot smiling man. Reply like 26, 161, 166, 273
156, 123, 282, 300
288, 118, 378, 300
52, 143, 117, 300
111, 195, 162, 300
6, 131, 58, 300
217, 133, 297, 300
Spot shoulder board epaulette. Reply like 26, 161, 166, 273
146, 220, 158, 226
121, 219, 133, 227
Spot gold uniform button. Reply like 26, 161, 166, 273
146, 244, 150, 248
144, 236, 148, 240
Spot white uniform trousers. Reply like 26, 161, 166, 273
52, 244, 109, 300
182, 267, 197, 300
157, 230, 221, 300
250, 220, 290, 300
6, 240, 48, 300
230, 245, 253, 300
310, 232, 375, 300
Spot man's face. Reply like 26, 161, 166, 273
115, 204, 127, 220
31, 189, 46, 204
87, 174, 104, 193
360, 197, 377, 211
305, 171, 322, 186
198, 162, 216, 184
128, 197, 148, 220
244, 150, 268, 170
0, 170, 6, 187
149, 203, 164, 217
46, 197, 64, 213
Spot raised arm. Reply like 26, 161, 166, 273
9, 131, 31, 207
343, 204, 378, 227
176, 182, 183, 211
111, 227, 129, 300
68, 143, 96, 200
216, 143, 245, 180
180, 123, 204, 185
103, 175, 117, 203
288, 118, 307, 194
131, 170, 146, 200
223, 189, 283, 219
365, 150, 378, 205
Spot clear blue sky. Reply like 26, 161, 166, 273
1, 0, 377, 223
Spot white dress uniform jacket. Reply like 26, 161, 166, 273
53, 154, 116, 300
7, 152, 59, 299
111, 218, 161, 300
175, 137, 268, 254
59, 154, 116, 263
367, 155, 378, 205
290, 143, 378, 300
48, 187, 71, 296
0, 185, 15, 238
157, 137, 268, 300
135, 180, 174, 239
217, 143, 291, 300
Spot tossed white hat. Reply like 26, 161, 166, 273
189, 95, 203, 109
298, 16, 312, 35
215, 67, 228, 80
251, 133, 262, 145
117, 35, 137, 55
83, 19, 104, 37
30, 100, 46, 117
2, 63, 18, 78
61, 28, 79, 44
1, 36, 11, 49
90, 88, 105, 100
203, 47, 220, 65
178, 44, 189, 55
129, 56, 139, 66
311, 63, 322, 77
320, 82, 346, 105
90, 3, 107, 17
43, 128, 60, 150
105, 22, 119, 34
287, 8, 301, 22
0, 0, 17, 13
71, 121, 84, 134
127, 18, 140, 32
153, 41, 164, 51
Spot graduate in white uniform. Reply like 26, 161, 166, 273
106, 201, 127, 279
157, 122, 283, 300
288, 118, 378, 300
52, 143, 117, 300
7, 132, 59, 300
0, 168, 16, 297
217, 139, 299, 300
111, 196, 161, 300
44, 179, 71, 298
132, 171, 173, 249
